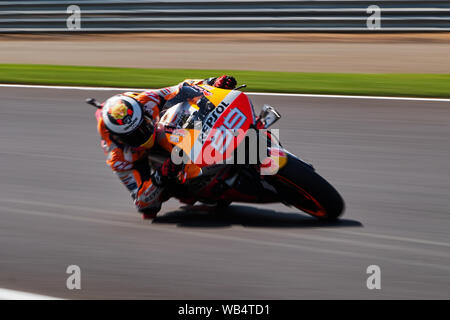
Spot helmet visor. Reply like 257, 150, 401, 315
120, 117, 154, 147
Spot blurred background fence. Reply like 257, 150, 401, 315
0, 0, 449, 32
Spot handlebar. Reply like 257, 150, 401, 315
86, 98, 102, 109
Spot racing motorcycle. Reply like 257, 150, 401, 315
87, 84, 344, 220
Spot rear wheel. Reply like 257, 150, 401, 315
216, 200, 232, 209
270, 154, 345, 220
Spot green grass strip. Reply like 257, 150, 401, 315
1, 64, 449, 98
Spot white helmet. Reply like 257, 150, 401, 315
102, 95, 155, 148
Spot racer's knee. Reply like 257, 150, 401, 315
138, 206, 161, 220
134, 180, 163, 216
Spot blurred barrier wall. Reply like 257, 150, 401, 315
0, 0, 449, 32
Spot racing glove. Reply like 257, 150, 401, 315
151, 158, 184, 187
213, 75, 237, 89
161, 157, 182, 178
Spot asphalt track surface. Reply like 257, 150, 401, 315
0, 87, 449, 299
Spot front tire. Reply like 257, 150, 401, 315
270, 154, 345, 220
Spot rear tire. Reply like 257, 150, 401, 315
270, 154, 345, 220
216, 200, 232, 209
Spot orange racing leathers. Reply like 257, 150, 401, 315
96, 78, 217, 215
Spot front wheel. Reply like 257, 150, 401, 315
269, 154, 345, 220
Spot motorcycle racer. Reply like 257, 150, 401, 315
96, 75, 237, 219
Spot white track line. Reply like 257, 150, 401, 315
1, 83, 450, 102
0, 288, 62, 300
0, 83, 140, 91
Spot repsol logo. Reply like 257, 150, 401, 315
202, 101, 229, 133
199, 101, 229, 142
